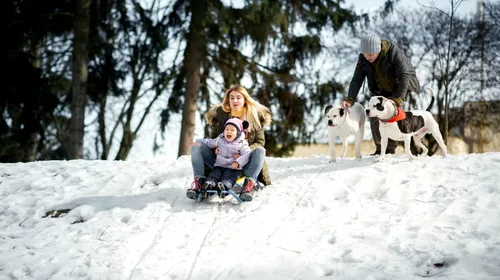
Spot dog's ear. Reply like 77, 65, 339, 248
339, 108, 344, 117
324, 105, 333, 116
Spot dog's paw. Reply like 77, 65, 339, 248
375, 155, 386, 162
329, 158, 337, 163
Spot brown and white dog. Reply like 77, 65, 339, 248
365, 90, 448, 161
324, 102, 366, 162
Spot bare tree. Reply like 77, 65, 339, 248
86, 0, 178, 160
482, 1, 500, 96
420, 0, 467, 145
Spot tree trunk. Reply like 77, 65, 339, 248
98, 92, 108, 159
25, 40, 42, 161
114, 126, 136, 160
98, 11, 115, 160
69, 0, 91, 159
114, 82, 140, 160
178, 0, 206, 157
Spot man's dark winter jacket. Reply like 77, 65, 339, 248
347, 40, 420, 105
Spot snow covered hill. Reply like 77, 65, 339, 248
1, 153, 500, 279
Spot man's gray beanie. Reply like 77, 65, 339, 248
360, 34, 381, 54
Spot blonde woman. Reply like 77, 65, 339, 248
187, 85, 272, 201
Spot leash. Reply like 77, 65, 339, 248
362, 78, 366, 98
343, 107, 350, 121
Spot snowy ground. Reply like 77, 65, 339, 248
1, 153, 500, 279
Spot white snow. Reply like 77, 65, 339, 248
1, 153, 500, 279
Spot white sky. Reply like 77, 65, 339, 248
1, 152, 500, 278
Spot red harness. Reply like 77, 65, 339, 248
385, 107, 406, 123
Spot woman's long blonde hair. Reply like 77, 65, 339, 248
205, 85, 271, 132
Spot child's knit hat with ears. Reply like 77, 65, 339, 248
224, 118, 249, 137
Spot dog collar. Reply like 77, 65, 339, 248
384, 107, 406, 123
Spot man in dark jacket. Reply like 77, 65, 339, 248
341, 34, 420, 155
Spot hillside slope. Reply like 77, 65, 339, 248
1, 153, 499, 279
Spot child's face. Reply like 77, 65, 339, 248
224, 125, 238, 142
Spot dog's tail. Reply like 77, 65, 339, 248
424, 88, 435, 112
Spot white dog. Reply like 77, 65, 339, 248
324, 102, 366, 162
365, 90, 448, 161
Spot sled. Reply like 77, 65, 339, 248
195, 176, 263, 203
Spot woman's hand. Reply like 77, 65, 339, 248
215, 147, 220, 155
231, 162, 239, 169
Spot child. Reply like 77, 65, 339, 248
190, 118, 251, 197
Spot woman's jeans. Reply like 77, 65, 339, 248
191, 143, 265, 181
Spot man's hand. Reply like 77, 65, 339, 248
341, 101, 351, 108
341, 99, 353, 108
231, 162, 239, 169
